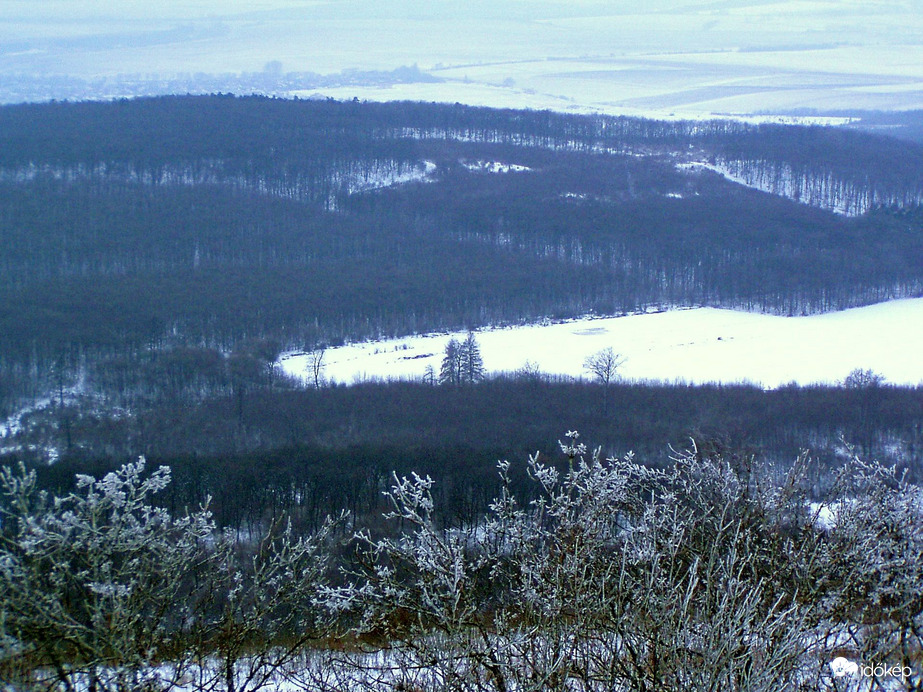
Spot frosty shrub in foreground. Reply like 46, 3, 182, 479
323, 434, 922, 692
1, 435, 921, 691
0, 459, 214, 691
0, 460, 339, 692
807, 453, 923, 681
184, 513, 343, 692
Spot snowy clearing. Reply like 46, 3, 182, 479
280, 299, 923, 389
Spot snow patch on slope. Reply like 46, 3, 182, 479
679, 161, 858, 214
0, 159, 439, 208
342, 160, 437, 193
461, 160, 531, 174
678, 160, 923, 215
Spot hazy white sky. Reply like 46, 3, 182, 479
2, 1, 923, 114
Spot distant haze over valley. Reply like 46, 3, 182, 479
3, 1, 923, 116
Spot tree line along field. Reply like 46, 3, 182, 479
22, 377, 923, 534
1, 96, 923, 419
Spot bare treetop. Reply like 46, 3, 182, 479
583, 346, 626, 387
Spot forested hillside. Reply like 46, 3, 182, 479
3, 98, 923, 690
1, 96, 923, 454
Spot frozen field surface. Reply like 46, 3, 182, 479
3, 1, 923, 115
280, 299, 923, 389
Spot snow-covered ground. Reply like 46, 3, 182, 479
461, 160, 532, 174
280, 299, 923, 389
297, 81, 857, 126
4, 1, 923, 117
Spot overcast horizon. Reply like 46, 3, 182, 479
3, 1, 923, 116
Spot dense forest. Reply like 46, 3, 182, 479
1, 96, 922, 505
1, 97, 923, 413
15, 376, 923, 533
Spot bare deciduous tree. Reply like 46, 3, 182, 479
307, 347, 326, 389
842, 367, 885, 389
251, 339, 282, 390
583, 347, 625, 415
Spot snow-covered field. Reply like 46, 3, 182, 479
3, 1, 923, 116
280, 299, 923, 389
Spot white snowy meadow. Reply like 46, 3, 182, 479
280, 297, 923, 389
3, 1, 923, 116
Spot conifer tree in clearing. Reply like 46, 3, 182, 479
439, 333, 484, 386
460, 332, 484, 385
439, 337, 463, 386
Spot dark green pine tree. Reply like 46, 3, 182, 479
439, 337, 463, 386
459, 332, 484, 385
